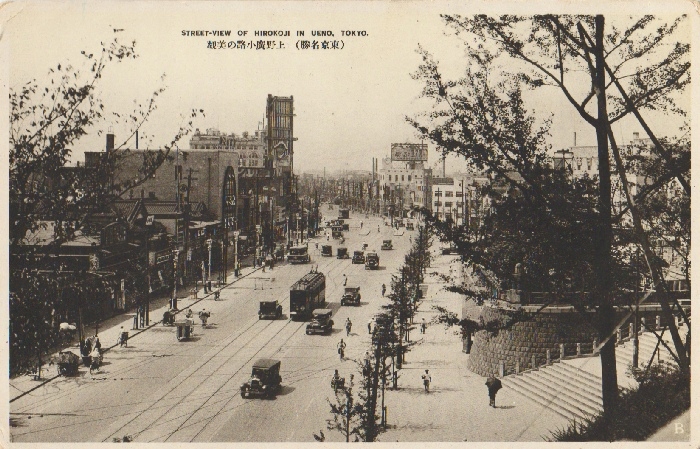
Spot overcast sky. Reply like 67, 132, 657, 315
3, 1, 693, 175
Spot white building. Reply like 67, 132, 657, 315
379, 143, 432, 216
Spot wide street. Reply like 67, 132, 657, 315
10, 207, 412, 443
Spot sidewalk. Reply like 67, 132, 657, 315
10, 264, 262, 403
380, 254, 570, 442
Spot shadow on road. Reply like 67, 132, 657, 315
276, 385, 296, 396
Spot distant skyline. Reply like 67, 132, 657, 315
4, 2, 692, 174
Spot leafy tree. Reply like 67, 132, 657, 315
9, 35, 203, 375
410, 14, 690, 427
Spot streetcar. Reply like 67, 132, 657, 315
290, 271, 326, 321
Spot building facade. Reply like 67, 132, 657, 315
379, 143, 432, 217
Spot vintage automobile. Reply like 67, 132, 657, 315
331, 226, 343, 239
259, 300, 283, 320
406, 222, 415, 231
342, 223, 350, 231
321, 245, 333, 257
352, 250, 365, 264
288, 245, 310, 264
306, 308, 334, 335
381, 239, 393, 250
240, 358, 282, 399
337, 247, 349, 259
341, 286, 361, 306
338, 208, 350, 219
365, 252, 379, 270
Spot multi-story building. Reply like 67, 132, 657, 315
379, 143, 432, 218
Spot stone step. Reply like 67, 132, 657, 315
533, 365, 602, 402
504, 373, 599, 422
530, 369, 603, 411
502, 377, 578, 421
549, 361, 602, 389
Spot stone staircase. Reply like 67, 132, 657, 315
502, 361, 603, 422
615, 330, 676, 368
502, 330, 685, 422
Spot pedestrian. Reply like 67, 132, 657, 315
377, 225, 380, 233
93, 334, 101, 350
422, 369, 431, 393
343, 274, 347, 286
486, 377, 502, 407
360, 220, 363, 229
337, 338, 346, 360
345, 318, 352, 337
368, 319, 373, 335
118, 326, 129, 348
421, 318, 427, 334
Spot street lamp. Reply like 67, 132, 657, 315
172, 248, 180, 310
206, 238, 213, 287
233, 230, 240, 276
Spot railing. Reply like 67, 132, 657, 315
496, 314, 685, 377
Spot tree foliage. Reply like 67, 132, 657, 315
9, 35, 204, 375
410, 14, 690, 422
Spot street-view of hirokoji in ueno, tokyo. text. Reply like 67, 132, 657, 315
183, 28, 367, 50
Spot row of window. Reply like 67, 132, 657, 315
434, 201, 465, 208
386, 174, 413, 182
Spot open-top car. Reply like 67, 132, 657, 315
341, 286, 361, 306
306, 308, 334, 335
352, 250, 365, 264
259, 300, 283, 320
321, 245, 333, 257
381, 239, 393, 250
365, 252, 379, 270
240, 358, 282, 399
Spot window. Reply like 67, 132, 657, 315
434, 201, 442, 207
445, 191, 454, 197
401, 175, 405, 181
408, 175, 412, 181
445, 202, 453, 208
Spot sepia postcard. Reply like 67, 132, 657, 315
1, 0, 696, 447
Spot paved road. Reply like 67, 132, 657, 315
10, 207, 413, 442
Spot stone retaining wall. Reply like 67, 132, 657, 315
467, 304, 666, 377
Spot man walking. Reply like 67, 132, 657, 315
421, 369, 431, 393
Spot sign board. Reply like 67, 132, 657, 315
391, 143, 428, 161
146, 215, 154, 226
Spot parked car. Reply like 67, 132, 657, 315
337, 247, 349, 259
306, 308, 334, 335
259, 300, 283, 320
365, 252, 379, 270
240, 358, 282, 399
381, 240, 393, 250
321, 245, 333, 257
341, 286, 361, 306
352, 251, 365, 264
